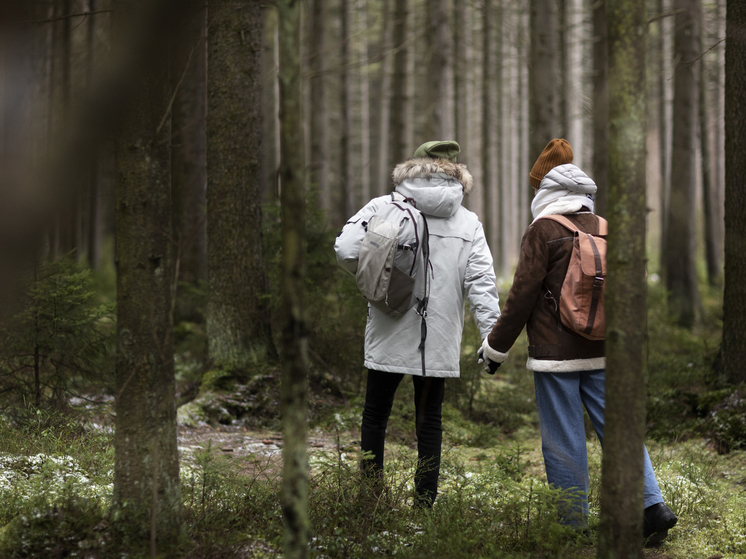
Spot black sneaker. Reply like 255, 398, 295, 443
643, 503, 678, 547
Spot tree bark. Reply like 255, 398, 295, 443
664, 0, 700, 328
721, 0, 746, 386
277, 2, 310, 557
171, 3, 207, 321
388, 0, 408, 168
112, 0, 181, 549
592, 0, 608, 217
206, 0, 276, 374
597, 0, 647, 555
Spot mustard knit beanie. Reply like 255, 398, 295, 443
529, 138, 574, 189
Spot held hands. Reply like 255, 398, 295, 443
477, 349, 501, 374
477, 336, 509, 374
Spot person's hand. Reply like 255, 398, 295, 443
477, 349, 501, 374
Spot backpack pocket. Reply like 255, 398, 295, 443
356, 216, 398, 302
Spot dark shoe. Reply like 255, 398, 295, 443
643, 503, 677, 547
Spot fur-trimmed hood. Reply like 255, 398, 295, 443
391, 158, 474, 194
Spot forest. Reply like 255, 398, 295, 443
0, 0, 744, 558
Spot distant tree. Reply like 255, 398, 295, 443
206, 0, 275, 375
112, 0, 181, 550
453, 0, 470, 159
592, 0, 608, 216
171, 3, 207, 321
481, 0, 494, 248
388, 0, 408, 168
597, 0, 647, 556
664, 0, 700, 328
338, 0, 353, 225
308, 0, 328, 208
529, 0, 559, 163
424, 0, 450, 139
721, 0, 746, 386
277, 1, 310, 557
700, 0, 722, 287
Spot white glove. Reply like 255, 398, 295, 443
479, 336, 509, 365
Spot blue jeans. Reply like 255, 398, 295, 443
533, 369, 663, 524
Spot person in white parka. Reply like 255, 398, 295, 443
334, 140, 501, 506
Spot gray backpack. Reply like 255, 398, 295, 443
355, 192, 431, 318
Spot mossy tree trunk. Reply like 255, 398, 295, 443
721, 0, 746, 386
112, 0, 181, 551
277, 2, 309, 557
597, 0, 647, 556
206, 0, 275, 376
664, 0, 700, 328
171, 3, 207, 322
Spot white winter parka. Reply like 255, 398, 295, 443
334, 158, 501, 378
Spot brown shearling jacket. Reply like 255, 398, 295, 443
487, 211, 606, 372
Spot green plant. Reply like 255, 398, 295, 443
0, 259, 114, 415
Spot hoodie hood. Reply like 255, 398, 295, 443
391, 158, 473, 218
538, 163, 597, 195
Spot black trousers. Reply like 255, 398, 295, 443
360, 369, 445, 505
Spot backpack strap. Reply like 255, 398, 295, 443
538, 214, 608, 236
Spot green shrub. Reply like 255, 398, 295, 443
0, 259, 114, 416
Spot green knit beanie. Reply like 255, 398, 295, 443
412, 140, 461, 162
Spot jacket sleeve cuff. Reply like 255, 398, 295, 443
481, 336, 509, 363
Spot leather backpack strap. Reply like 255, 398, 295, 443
539, 214, 608, 236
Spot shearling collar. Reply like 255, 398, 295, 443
391, 158, 474, 195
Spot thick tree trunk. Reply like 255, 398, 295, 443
658, 0, 672, 266
277, 2, 309, 557
529, 0, 559, 163
388, 0, 408, 168
112, 0, 181, 550
664, 0, 700, 328
372, 0, 391, 197
171, 3, 207, 321
721, 0, 746, 386
206, 0, 276, 373
592, 0, 608, 217
597, 0, 647, 556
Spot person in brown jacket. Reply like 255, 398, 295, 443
478, 139, 677, 545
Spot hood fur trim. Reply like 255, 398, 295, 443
392, 158, 474, 195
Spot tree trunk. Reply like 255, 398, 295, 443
171, 3, 207, 321
664, 0, 700, 328
529, 0, 559, 163
658, 0, 672, 269
372, 0, 391, 197
308, 0, 327, 209
206, 0, 276, 374
721, 0, 746, 386
277, 2, 310, 557
700, 0, 722, 287
424, 0, 449, 140
112, 0, 181, 549
388, 0, 408, 168
597, 0, 647, 556
592, 0, 608, 217
453, 0, 470, 160
358, 0, 371, 203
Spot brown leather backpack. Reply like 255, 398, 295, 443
539, 214, 608, 341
